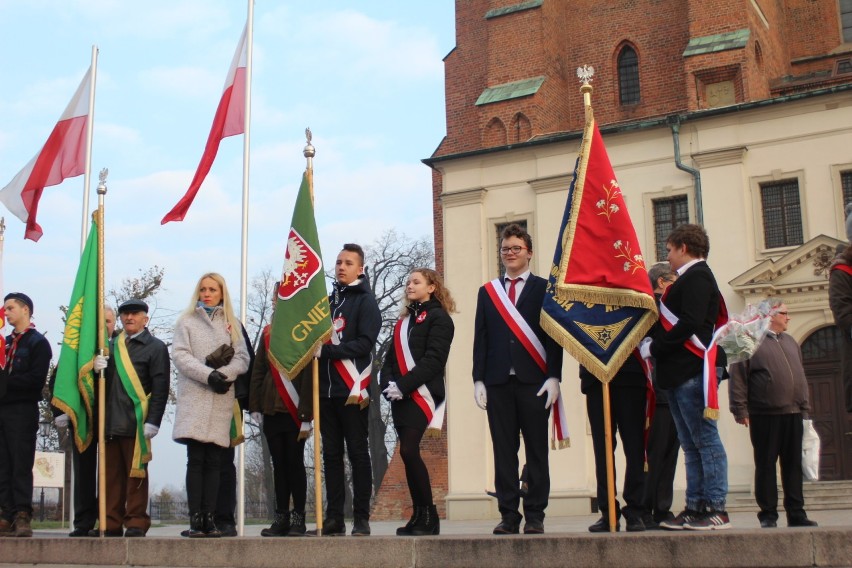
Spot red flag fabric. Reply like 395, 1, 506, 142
0, 67, 91, 241
161, 25, 248, 224
541, 109, 658, 383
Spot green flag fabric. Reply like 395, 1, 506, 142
268, 172, 331, 378
52, 218, 102, 452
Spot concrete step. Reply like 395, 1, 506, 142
727, 480, 852, 512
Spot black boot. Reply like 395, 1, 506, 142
187, 513, 206, 538
411, 505, 439, 536
203, 513, 221, 538
261, 511, 290, 537
287, 511, 306, 537
396, 506, 423, 536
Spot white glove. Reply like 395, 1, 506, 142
54, 414, 70, 428
143, 423, 159, 439
251, 412, 263, 426
383, 381, 403, 401
314, 345, 323, 358
536, 377, 560, 409
639, 338, 653, 360
474, 381, 487, 410
93, 355, 108, 372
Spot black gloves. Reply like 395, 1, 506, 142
207, 370, 232, 394
206, 344, 235, 369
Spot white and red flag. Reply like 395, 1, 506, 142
161, 25, 248, 224
0, 67, 92, 242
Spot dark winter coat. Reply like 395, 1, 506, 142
829, 260, 852, 413
380, 298, 455, 405
0, 328, 51, 406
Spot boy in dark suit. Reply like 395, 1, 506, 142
472, 223, 563, 535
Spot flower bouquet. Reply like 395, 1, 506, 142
716, 300, 773, 364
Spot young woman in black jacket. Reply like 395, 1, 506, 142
381, 268, 456, 536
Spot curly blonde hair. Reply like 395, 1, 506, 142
400, 268, 457, 315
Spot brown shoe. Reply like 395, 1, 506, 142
0, 516, 13, 537
13, 512, 33, 537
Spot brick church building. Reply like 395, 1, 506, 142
374, 0, 852, 521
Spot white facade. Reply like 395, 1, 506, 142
436, 90, 852, 520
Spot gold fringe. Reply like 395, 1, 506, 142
130, 467, 147, 479
359, 398, 370, 410
550, 437, 571, 450
297, 430, 310, 442
230, 433, 245, 448
704, 407, 719, 421
552, 285, 659, 313
644, 461, 649, 473
425, 428, 442, 439
645, 417, 650, 429
345, 395, 360, 406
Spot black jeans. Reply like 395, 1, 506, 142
267, 426, 307, 513
585, 382, 647, 520
319, 398, 372, 521
214, 446, 236, 526
641, 404, 680, 520
749, 413, 806, 522
0, 402, 39, 519
185, 441, 223, 514
72, 431, 99, 530
485, 377, 550, 522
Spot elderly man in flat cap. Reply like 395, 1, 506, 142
0, 292, 52, 537
92, 298, 169, 537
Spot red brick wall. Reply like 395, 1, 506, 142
371, 424, 449, 521
433, 0, 850, 163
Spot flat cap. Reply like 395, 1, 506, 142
118, 298, 149, 314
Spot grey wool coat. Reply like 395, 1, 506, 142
172, 306, 250, 448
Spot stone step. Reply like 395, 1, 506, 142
727, 480, 852, 512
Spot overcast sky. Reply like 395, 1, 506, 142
1, 0, 454, 492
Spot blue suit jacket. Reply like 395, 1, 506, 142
472, 274, 563, 385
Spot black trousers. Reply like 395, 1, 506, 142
0, 402, 38, 519
749, 413, 806, 522
214, 446, 236, 526
185, 441, 223, 514
72, 432, 99, 530
319, 398, 372, 521
641, 404, 680, 521
266, 420, 307, 514
393, 399, 432, 507
585, 382, 647, 520
485, 377, 550, 522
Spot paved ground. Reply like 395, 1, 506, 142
33, 507, 850, 537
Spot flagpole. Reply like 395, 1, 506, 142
304, 130, 323, 534
236, 0, 254, 539
95, 169, 108, 536
578, 68, 618, 532
80, 46, 98, 251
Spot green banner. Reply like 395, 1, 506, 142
52, 217, 103, 452
268, 172, 331, 378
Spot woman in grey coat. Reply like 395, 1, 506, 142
172, 273, 249, 538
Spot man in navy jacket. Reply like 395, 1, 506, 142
473, 224, 563, 535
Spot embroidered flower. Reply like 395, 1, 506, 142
595, 180, 623, 222
613, 240, 646, 274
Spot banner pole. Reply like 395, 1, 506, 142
80, 46, 98, 251
602, 382, 617, 532
95, 169, 108, 536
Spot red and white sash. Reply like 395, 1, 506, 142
484, 279, 569, 448
328, 328, 371, 408
633, 350, 656, 471
658, 297, 728, 420
263, 327, 312, 440
393, 316, 445, 436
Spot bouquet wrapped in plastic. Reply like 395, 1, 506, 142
716, 300, 773, 364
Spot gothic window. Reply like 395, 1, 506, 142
760, 179, 803, 248
618, 45, 640, 105
652, 196, 689, 261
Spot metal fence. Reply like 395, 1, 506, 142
148, 500, 274, 522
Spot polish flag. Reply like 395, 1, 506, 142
0, 67, 92, 242
161, 25, 248, 224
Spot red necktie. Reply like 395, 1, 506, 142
507, 277, 521, 305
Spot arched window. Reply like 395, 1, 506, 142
618, 45, 640, 105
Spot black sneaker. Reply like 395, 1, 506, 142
588, 516, 619, 533
625, 516, 645, 532
684, 510, 731, 530
321, 518, 346, 536
351, 517, 371, 536
660, 509, 701, 530
788, 517, 818, 527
